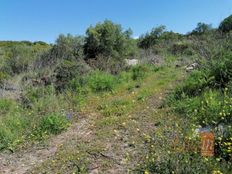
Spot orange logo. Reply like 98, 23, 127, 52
200, 132, 214, 157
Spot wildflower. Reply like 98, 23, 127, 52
212, 170, 223, 174
144, 170, 149, 174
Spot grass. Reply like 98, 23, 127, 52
1, 63, 231, 173
0, 89, 72, 151
28, 65, 185, 173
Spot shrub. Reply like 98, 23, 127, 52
173, 70, 209, 99
191, 22, 213, 35
35, 113, 69, 136
131, 65, 148, 81
36, 34, 84, 67
87, 71, 116, 92
0, 72, 8, 85
0, 109, 29, 150
69, 76, 89, 92
20, 86, 55, 108
219, 14, 232, 33
137, 152, 230, 174
84, 20, 135, 59
171, 42, 194, 55
208, 52, 232, 88
138, 25, 166, 49
0, 127, 12, 150
86, 54, 126, 74
54, 60, 91, 91
2, 45, 38, 74
0, 99, 14, 114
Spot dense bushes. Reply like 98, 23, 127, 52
208, 52, 232, 88
0, 97, 70, 150
168, 47, 232, 161
34, 113, 69, 136
87, 71, 116, 92
0, 72, 8, 85
219, 15, 232, 33
173, 70, 209, 99
37, 34, 84, 67
138, 150, 230, 174
84, 20, 136, 59
54, 60, 91, 91
0, 42, 49, 75
131, 65, 148, 80
138, 25, 166, 49
191, 22, 213, 35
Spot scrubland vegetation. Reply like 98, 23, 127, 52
1, 15, 232, 173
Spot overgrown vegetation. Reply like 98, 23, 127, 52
1, 15, 232, 173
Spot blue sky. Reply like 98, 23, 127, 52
1, 0, 232, 43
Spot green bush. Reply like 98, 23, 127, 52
84, 20, 135, 59
0, 99, 15, 114
0, 71, 8, 85
131, 65, 148, 81
87, 71, 116, 92
54, 60, 90, 91
0, 108, 30, 150
170, 42, 194, 55
173, 70, 209, 99
21, 86, 55, 108
138, 25, 166, 49
69, 76, 89, 92
138, 152, 230, 174
208, 52, 232, 88
191, 22, 213, 35
219, 14, 232, 33
35, 113, 69, 136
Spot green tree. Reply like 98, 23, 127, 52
219, 15, 232, 33
2, 45, 35, 74
37, 34, 84, 67
191, 22, 212, 35
84, 20, 135, 59
138, 25, 166, 49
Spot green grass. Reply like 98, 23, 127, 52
28, 65, 184, 173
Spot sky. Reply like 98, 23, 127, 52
1, 0, 232, 43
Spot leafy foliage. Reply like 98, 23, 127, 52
84, 20, 135, 59
87, 70, 116, 92
35, 113, 69, 136
138, 25, 166, 49
191, 22, 213, 35
37, 34, 84, 67
219, 15, 232, 33
54, 60, 91, 91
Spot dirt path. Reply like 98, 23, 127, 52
0, 118, 92, 174
0, 95, 171, 174
0, 68, 183, 174
0, 93, 173, 174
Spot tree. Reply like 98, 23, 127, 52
37, 34, 84, 67
55, 34, 84, 60
2, 45, 36, 74
219, 15, 232, 33
191, 22, 212, 35
138, 25, 166, 49
84, 20, 135, 59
